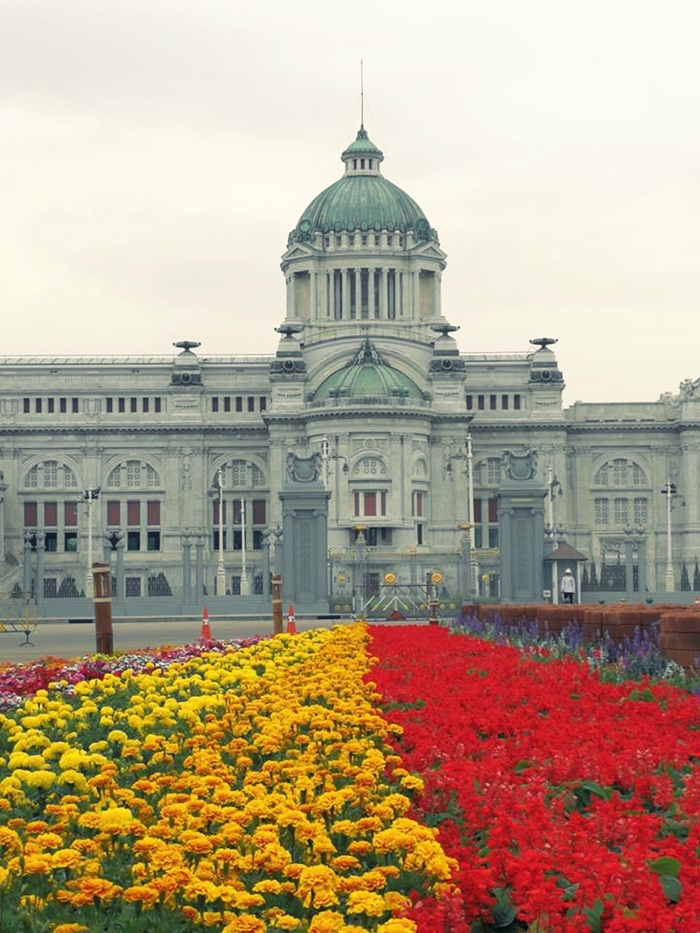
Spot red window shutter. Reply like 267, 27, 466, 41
64, 501, 78, 526
364, 493, 377, 516
127, 501, 140, 526
252, 499, 266, 524
147, 501, 160, 526
488, 497, 498, 523
44, 501, 58, 526
107, 500, 120, 526
473, 498, 482, 523
24, 501, 38, 526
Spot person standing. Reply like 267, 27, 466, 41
560, 567, 576, 604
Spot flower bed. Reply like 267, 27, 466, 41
0, 625, 454, 932
367, 625, 700, 931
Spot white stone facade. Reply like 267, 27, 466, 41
1, 127, 698, 609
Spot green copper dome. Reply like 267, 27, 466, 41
290, 127, 437, 244
312, 339, 424, 401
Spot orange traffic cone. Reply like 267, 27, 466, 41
286, 605, 297, 635
200, 606, 212, 643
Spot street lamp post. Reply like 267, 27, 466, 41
215, 468, 226, 595
83, 487, 101, 598
465, 428, 478, 596
240, 497, 250, 595
661, 480, 678, 592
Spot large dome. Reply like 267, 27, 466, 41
289, 127, 437, 245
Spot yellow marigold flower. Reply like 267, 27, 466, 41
51, 849, 83, 871
399, 774, 424, 793
377, 920, 418, 933
266, 911, 301, 930
52, 924, 90, 933
221, 915, 266, 933
123, 884, 161, 908
180, 829, 213, 854
297, 864, 339, 909
0, 826, 22, 852
23, 853, 53, 875
331, 854, 361, 871
58, 769, 88, 792
18, 894, 45, 910
346, 890, 390, 917
34, 832, 63, 850
308, 912, 345, 933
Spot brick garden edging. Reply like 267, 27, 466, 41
459, 602, 700, 669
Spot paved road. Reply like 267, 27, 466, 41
0, 615, 356, 666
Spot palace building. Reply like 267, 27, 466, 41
1, 124, 698, 614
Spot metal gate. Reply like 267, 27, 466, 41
358, 582, 432, 621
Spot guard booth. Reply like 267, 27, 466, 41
544, 542, 587, 604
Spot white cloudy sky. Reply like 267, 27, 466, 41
1, 0, 698, 404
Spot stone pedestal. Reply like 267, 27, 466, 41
498, 482, 548, 603
279, 482, 331, 613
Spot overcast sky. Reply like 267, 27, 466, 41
1, 0, 698, 404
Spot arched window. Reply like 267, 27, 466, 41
107, 460, 160, 489
24, 460, 78, 490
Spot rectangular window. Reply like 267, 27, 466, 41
118, 397, 125, 413
473, 498, 482, 523
64, 501, 78, 526
47, 398, 55, 414
514, 394, 521, 410
416, 523, 424, 545
224, 396, 231, 412
71, 398, 79, 413
35, 398, 43, 413
44, 532, 58, 552
236, 396, 243, 412
488, 527, 499, 548
24, 501, 38, 526
412, 491, 425, 517
154, 397, 162, 413
23, 398, 30, 413
594, 498, 609, 525
44, 501, 58, 526
127, 531, 141, 551
107, 500, 120, 526
60, 397, 67, 413
212, 397, 219, 412
477, 395, 485, 410
130, 397, 137, 413
147, 531, 161, 551
614, 497, 628, 525
634, 497, 648, 525
364, 492, 377, 516
213, 499, 227, 524
501, 395, 509, 409
490, 394, 497, 410
142, 397, 150, 413
259, 396, 267, 412
247, 396, 255, 412
488, 497, 498, 523
147, 501, 160, 526
474, 526, 483, 548
466, 394, 473, 410
127, 501, 140, 526
252, 499, 266, 525
106, 398, 114, 413
64, 532, 78, 552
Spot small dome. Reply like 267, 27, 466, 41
312, 339, 424, 401
290, 127, 437, 244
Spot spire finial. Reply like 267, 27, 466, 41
360, 59, 364, 128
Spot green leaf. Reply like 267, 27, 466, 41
649, 856, 681, 878
660, 874, 682, 903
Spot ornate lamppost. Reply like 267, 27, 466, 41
83, 487, 101, 598
240, 497, 250, 595
215, 467, 226, 596
661, 480, 682, 592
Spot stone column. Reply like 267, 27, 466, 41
35, 532, 45, 611
367, 269, 375, 319
182, 536, 192, 603
354, 269, 362, 319
342, 268, 350, 320
0, 475, 7, 563
23, 532, 34, 599
378, 268, 387, 319
114, 540, 124, 605
194, 535, 204, 602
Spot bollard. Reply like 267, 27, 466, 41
272, 574, 283, 635
92, 562, 114, 655
428, 598, 439, 626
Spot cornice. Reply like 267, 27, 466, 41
0, 425, 269, 437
